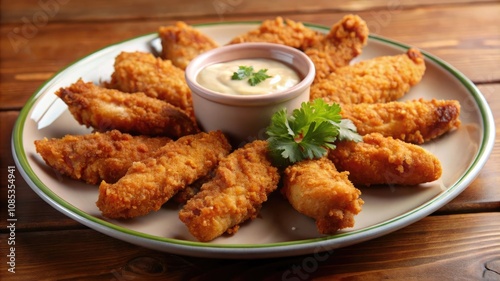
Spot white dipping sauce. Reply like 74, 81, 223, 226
196, 58, 300, 95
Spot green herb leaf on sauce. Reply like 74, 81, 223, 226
231, 65, 254, 80
266, 99, 362, 167
248, 69, 272, 86
231, 66, 272, 86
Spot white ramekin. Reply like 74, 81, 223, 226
185, 42, 315, 146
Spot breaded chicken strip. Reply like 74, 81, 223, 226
311, 48, 426, 104
159, 21, 218, 70
228, 17, 322, 50
328, 133, 442, 186
341, 99, 461, 144
56, 79, 199, 138
96, 131, 231, 219
179, 140, 280, 242
282, 157, 364, 234
305, 14, 369, 81
105, 51, 193, 115
34, 130, 171, 185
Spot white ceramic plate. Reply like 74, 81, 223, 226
12, 22, 495, 258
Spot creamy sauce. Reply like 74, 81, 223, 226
196, 58, 300, 95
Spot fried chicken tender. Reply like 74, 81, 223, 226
105, 51, 193, 115
228, 17, 322, 50
305, 14, 369, 81
34, 130, 171, 185
96, 131, 232, 219
179, 140, 280, 242
56, 79, 199, 138
159, 21, 218, 70
311, 48, 426, 104
341, 99, 461, 144
282, 157, 364, 234
328, 133, 442, 186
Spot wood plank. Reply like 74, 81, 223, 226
1, 4, 498, 109
2, 0, 497, 23
311, 213, 500, 280
1, 213, 499, 280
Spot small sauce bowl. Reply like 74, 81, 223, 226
185, 42, 315, 146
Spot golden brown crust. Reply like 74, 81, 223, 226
178, 140, 280, 242
159, 21, 218, 70
328, 133, 442, 186
171, 171, 214, 205
56, 79, 199, 138
228, 17, 322, 50
310, 48, 426, 104
282, 157, 364, 234
96, 131, 232, 219
305, 14, 369, 81
341, 99, 461, 144
105, 51, 193, 115
34, 130, 171, 185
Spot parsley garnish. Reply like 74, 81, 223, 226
266, 99, 362, 166
231, 66, 272, 86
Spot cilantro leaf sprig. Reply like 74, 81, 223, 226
231, 66, 272, 86
231, 65, 253, 80
266, 99, 362, 167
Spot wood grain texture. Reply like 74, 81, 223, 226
1, 213, 499, 280
2, 0, 499, 23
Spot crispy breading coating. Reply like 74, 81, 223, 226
34, 130, 171, 185
171, 171, 214, 205
56, 79, 199, 138
305, 14, 369, 81
96, 131, 232, 219
228, 17, 322, 50
341, 99, 461, 144
328, 133, 442, 186
282, 157, 364, 234
178, 140, 280, 242
105, 51, 193, 115
159, 21, 218, 70
311, 48, 426, 104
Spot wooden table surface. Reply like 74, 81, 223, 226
1, 0, 499, 280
